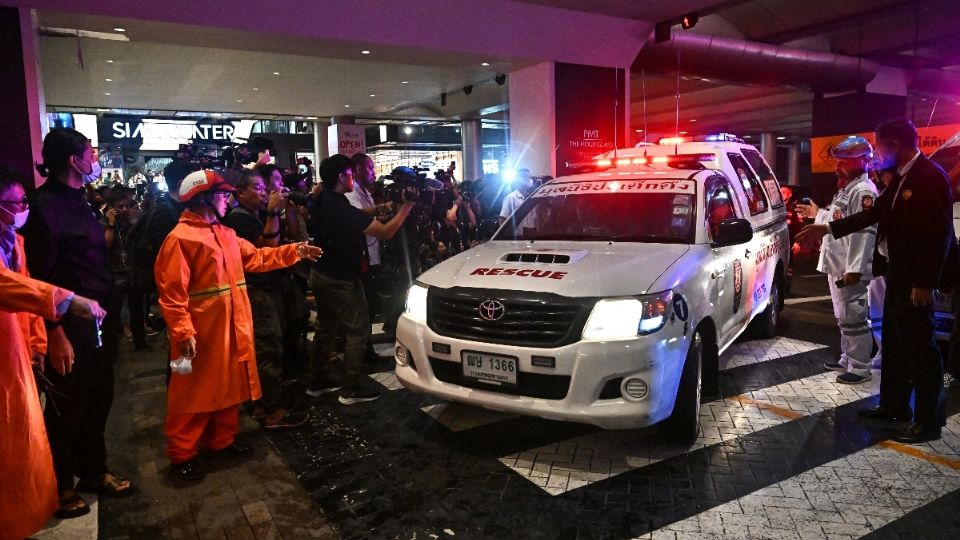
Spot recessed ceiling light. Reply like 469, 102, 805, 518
104, 78, 112, 82
236, 99, 243, 103
635, 129, 643, 132
404, 127, 413, 134
689, 119, 697, 123
307, 116, 318, 120
369, 94, 376, 97
345, 104, 351, 108
273, 72, 280, 75
97, 108, 109, 112
113, 27, 125, 32
361, 50, 371, 54
481, 62, 490, 66
106, 59, 114, 63
679, 131, 687, 135
253, 87, 259, 91
401, 81, 408, 84
777, 136, 786, 140
104, 92, 111, 96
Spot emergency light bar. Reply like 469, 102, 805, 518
566, 153, 716, 172
703, 133, 745, 143
658, 137, 688, 145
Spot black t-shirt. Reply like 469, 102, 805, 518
311, 191, 373, 281
223, 206, 281, 289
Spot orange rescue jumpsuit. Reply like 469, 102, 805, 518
155, 211, 300, 463
0, 236, 71, 540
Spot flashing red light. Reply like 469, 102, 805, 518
631, 157, 648, 165
615, 158, 631, 166
596, 159, 612, 167
652, 156, 669, 164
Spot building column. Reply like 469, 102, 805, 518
0, 7, 47, 188
460, 119, 483, 182
313, 120, 329, 163
787, 143, 800, 186
508, 62, 629, 178
760, 133, 777, 174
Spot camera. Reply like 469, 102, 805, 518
380, 166, 443, 206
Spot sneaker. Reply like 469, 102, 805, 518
263, 411, 310, 430
338, 387, 380, 405
837, 372, 872, 384
306, 385, 341, 397
823, 361, 846, 372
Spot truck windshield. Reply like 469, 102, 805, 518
496, 179, 696, 244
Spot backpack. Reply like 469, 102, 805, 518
127, 196, 182, 291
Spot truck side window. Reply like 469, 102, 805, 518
705, 179, 737, 241
741, 148, 784, 208
728, 153, 769, 216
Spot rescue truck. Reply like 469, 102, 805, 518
394, 136, 789, 443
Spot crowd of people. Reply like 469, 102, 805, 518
0, 126, 539, 538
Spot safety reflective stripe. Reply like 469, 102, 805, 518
188, 280, 247, 299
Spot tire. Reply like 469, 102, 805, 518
660, 331, 702, 445
752, 276, 781, 339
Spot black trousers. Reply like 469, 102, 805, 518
880, 278, 946, 430
948, 286, 960, 378
43, 313, 117, 492
104, 281, 147, 348
309, 270, 370, 389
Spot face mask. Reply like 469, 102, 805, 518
0, 205, 29, 230
76, 157, 102, 184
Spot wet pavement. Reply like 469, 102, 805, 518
37, 273, 960, 539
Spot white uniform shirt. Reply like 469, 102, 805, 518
499, 189, 526, 220
345, 185, 381, 266
815, 173, 879, 278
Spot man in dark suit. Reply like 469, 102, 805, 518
798, 118, 955, 443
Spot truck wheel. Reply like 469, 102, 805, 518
660, 331, 702, 445
753, 276, 781, 339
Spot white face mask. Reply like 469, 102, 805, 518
0, 205, 29, 230
76, 157, 102, 184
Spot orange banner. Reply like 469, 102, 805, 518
810, 123, 960, 173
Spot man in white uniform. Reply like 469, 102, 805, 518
797, 136, 879, 384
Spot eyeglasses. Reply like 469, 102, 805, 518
211, 190, 233, 198
0, 198, 29, 208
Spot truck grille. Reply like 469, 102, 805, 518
429, 357, 571, 400
427, 287, 594, 347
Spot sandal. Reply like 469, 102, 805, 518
54, 491, 91, 519
76, 472, 136, 499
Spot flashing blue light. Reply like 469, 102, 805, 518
503, 169, 517, 182
705, 134, 722, 142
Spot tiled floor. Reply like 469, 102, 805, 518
33, 275, 960, 539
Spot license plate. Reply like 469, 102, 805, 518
461, 351, 518, 387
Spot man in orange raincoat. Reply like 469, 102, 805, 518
1, 167, 107, 537
155, 170, 321, 480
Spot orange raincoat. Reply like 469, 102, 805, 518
0, 236, 71, 540
155, 211, 300, 415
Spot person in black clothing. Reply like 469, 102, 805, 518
21, 128, 134, 518
798, 118, 958, 444
223, 170, 309, 429
101, 187, 150, 351
308, 154, 414, 404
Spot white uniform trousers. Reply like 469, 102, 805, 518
828, 275, 873, 377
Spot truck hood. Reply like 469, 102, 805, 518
417, 241, 689, 297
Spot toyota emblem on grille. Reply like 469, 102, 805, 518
478, 299, 506, 321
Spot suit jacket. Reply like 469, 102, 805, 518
830, 155, 959, 289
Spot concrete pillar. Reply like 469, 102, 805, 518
461, 119, 483, 182
0, 7, 47, 188
312, 120, 329, 162
760, 133, 777, 174
787, 143, 800, 186
508, 62, 629, 178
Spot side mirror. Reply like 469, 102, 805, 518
712, 218, 753, 247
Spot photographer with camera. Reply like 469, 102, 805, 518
308, 155, 414, 404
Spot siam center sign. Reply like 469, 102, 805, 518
97, 116, 255, 151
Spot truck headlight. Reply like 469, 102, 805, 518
582, 290, 672, 340
405, 283, 429, 324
